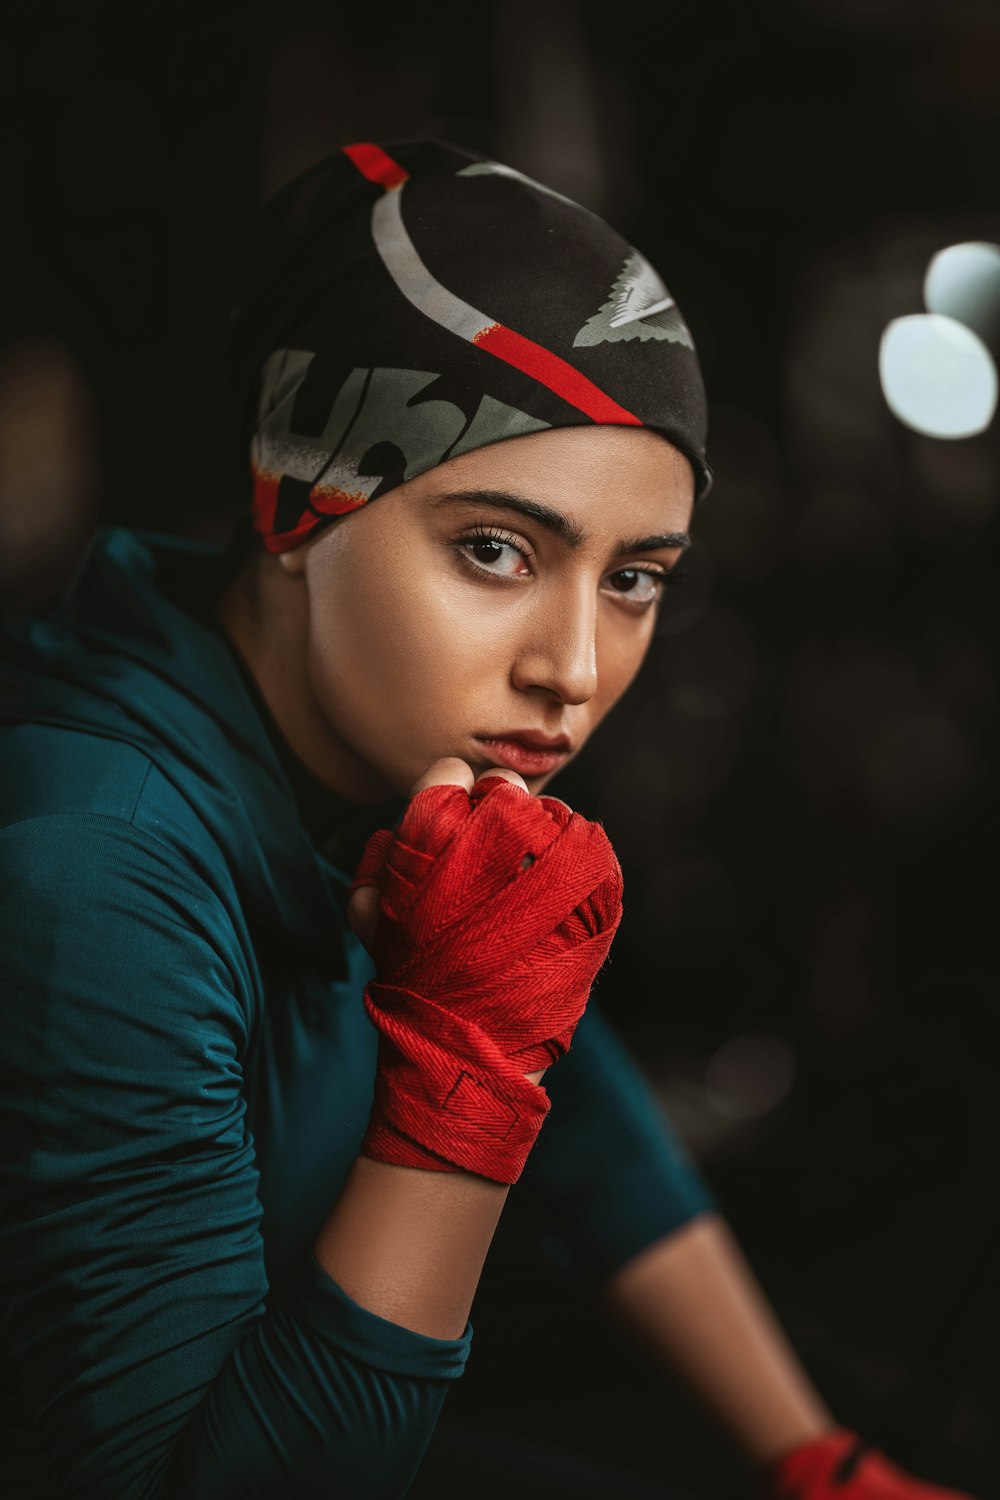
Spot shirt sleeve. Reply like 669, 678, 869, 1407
0, 812, 471, 1500
518, 990, 719, 1289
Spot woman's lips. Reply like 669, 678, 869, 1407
474, 737, 570, 776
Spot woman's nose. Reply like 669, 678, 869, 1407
510, 580, 599, 705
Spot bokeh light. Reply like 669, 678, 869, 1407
924, 241, 1000, 348
704, 1034, 797, 1122
878, 312, 997, 438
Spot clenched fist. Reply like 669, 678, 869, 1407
348, 756, 623, 1183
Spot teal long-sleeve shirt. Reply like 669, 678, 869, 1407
0, 528, 715, 1499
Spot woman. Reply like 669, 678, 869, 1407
0, 140, 972, 1499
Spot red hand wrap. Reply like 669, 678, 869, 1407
349, 777, 624, 1184
766, 1429, 974, 1500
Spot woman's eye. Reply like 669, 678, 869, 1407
457, 531, 529, 577
606, 569, 665, 605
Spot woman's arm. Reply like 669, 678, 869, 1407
520, 1006, 973, 1497
0, 810, 475, 1500
314, 1072, 546, 1341
523, 998, 831, 1458
314, 1158, 509, 1341
601, 1212, 835, 1462
318, 762, 554, 1342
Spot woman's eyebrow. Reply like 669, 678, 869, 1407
432, 488, 691, 555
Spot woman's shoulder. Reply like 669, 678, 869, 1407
0, 719, 154, 832
0, 718, 243, 977
0, 719, 223, 870
0, 727, 254, 1044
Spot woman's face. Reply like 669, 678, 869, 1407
277, 423, 695, 800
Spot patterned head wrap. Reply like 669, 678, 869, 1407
227, 139, 712, 554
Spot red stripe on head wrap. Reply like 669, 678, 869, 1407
341, 142, 410, 191
252, 459, 374, 554
250, 467, 283, 548
474, 322, 644, 427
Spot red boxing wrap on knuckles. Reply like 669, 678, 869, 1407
766, 1429, 974, 1500
349, 777, 624, 1184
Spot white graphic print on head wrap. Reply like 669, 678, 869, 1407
574, 251, 695, 348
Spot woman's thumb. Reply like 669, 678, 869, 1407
347, 883, 381, 955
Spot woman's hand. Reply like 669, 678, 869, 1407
346, 756, 527, 952
347, 755, 623, 1183
348, 759, 548, 1085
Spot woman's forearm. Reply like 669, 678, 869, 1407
313, 1068, 546, 1342
600, 1212, 836, 1463
313, 1155, 510, 1340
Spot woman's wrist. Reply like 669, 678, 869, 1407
313, 1153, 510, 1340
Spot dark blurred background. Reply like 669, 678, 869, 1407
2, 1, 997, 1494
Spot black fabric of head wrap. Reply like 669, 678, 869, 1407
226, 139, 712, 554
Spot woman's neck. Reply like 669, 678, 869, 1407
213, 555, 401, 837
